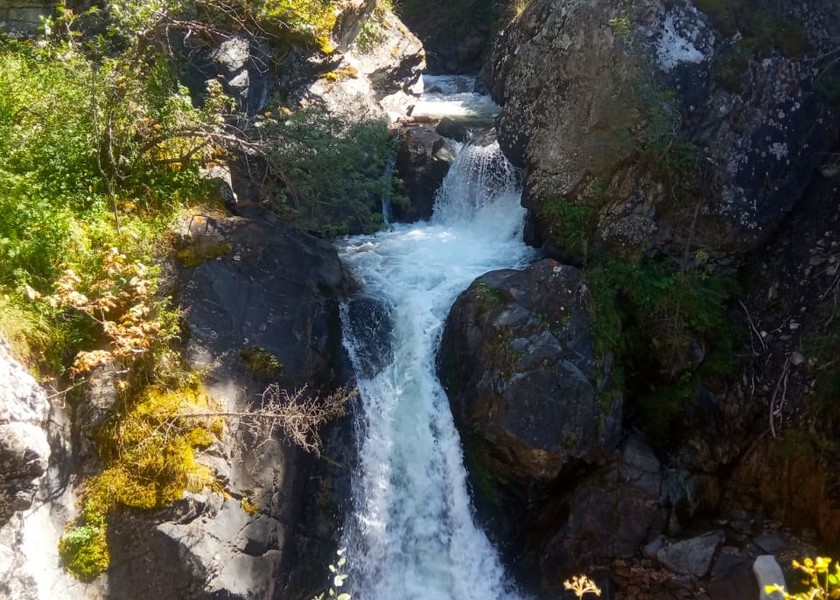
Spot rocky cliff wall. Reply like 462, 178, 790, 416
491, 0, 839, 262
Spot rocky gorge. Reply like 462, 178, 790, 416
0, 0, 838, 599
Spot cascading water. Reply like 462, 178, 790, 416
338, 118, 534, 598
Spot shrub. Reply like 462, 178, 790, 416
263, 108, 399, 236
586, 257, 740, 442
765, 556, 840, 599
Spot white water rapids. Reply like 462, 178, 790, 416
338, 84, 535, 599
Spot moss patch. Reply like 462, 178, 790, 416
538, 196, 596, 265
60, 382, 221, 581
58, 519, 109, 582
175, 240, 232, 268
240, 346, 284, 379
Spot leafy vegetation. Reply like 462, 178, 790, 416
765, 556, 840, 599
263, 108, 399, 236
586, 257, 740, 442
312, 547, 351, 600
0, 0, 389, 584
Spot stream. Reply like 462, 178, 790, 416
337, 76, 534, 600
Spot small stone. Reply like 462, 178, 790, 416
790, 352, 805, 366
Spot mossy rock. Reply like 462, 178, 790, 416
61, 382, 221, 581
239, 346, 284, 379
175, 240, 232, 268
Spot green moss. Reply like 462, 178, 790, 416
175, 240, 232, 268
240, 346, 284, 379
472, 282, 506, 315
58, 520, 109, 582
61, 382, 220, 581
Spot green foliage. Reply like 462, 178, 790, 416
586, 257, 740, 441
313, 548, 351, 600
538, 196, 596, 264
0, 37, 213, 374
264, 108, 398, 236
765, 556, 840, 599
636, 88, 700, 186
351, 0, 398, 55
693, 0, 808, 57
58, 519, 110, 582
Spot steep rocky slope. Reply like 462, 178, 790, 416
490, 0, 839, 262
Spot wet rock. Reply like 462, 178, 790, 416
440, 259, 622, 482
540, 437, 666, 588
343, 295, 393, 378
656, 530, 725, 577
0, 340, 49, 526
436, 117, 469, 142
394, 125, 455, 222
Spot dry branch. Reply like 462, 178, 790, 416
180, 385, 354, 455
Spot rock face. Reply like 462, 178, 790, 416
396, 0, 512, 73
297, 6, 425, 123
490, 0, 839, 260
439, 260, 622, 483
394, 125, 456, 221
103, 208, 351, 600
0, 0, 52, 36
0, 340, 50, 527
539, 437, 667, 587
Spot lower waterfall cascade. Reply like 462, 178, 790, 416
338, 134, 535, 600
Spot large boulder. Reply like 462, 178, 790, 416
439, 259, 622, 482
539, 437, 667, 588
393, 125, 456, 221
490, 0, 839, 261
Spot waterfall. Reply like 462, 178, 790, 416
337, 139, 534, 600
381, 159, 395, 227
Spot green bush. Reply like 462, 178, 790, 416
586, 257, 740, 442
264, 108, 399, 236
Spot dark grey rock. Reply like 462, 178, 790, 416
436, 117, 469, 142
440, 260, 621, 482
657, 530, 725, 577
490, 0, 840, 260
394, 126, 455, 222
